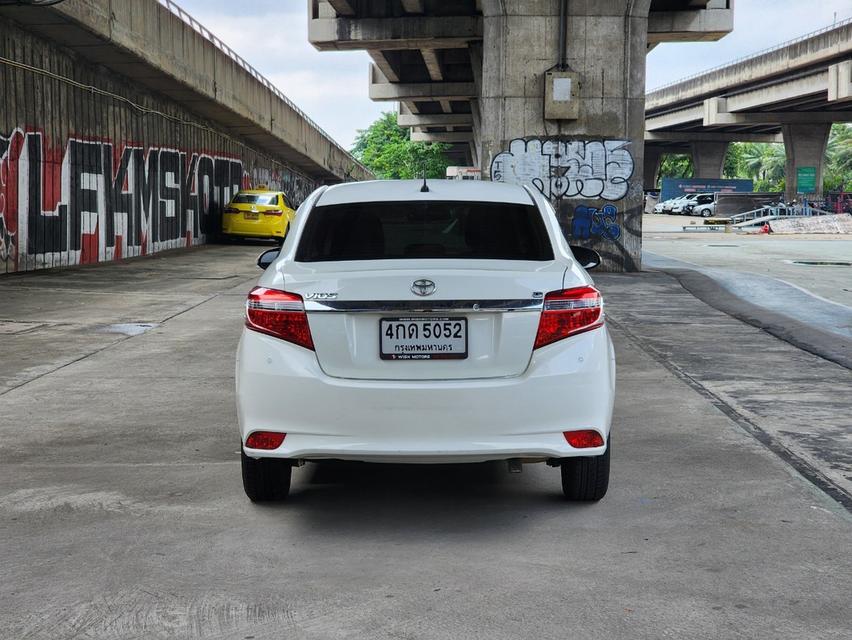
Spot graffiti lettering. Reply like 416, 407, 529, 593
570, 204, 621, 242
491, 138, 634, 201
0, 128, 314, 272
0, 214, 13, 262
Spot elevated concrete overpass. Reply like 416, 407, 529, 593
0, 0, 370, 274
309, 0, 734, 271
644, 18, 852, 200
313, 0, 733, 167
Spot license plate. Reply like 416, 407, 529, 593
243, 212, 259, 220
380, 317, 467, 360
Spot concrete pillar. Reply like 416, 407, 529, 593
481, 0, 652, 272
782, 123, 831, 202
644, 146, 663, 190
689, 141, 728, 179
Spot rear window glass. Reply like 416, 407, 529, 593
296, 200, 554, 262
232, 193, 278, 205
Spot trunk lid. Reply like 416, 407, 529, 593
284, 259, 567, 380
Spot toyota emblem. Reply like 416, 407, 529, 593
411, 279, 436, 296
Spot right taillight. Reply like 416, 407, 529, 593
245, 287, 314, 350
534, 286, 603, 349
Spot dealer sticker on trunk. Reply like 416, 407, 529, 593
380, 317, 468, 360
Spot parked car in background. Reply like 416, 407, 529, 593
655, 197, 680, 213
671, 193, 704, 215
222, 189, 295, 244
685, 194, 717, 217
237, 180, 616, 503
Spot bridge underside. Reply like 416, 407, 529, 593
313, 0, 733, 166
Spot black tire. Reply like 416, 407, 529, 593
560, 438, 610, 501
241, 451, 292, 502
700, 208, 713, 218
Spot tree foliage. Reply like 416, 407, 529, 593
658, 154, 693, 182
657, 123, 852, 193
737, 142, 786, 192
352, 112, 453, 179
825, 123, 852, 191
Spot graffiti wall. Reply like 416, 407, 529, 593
490, 137, 641, 271
0, 18, 317, 274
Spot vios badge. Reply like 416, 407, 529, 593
411, 279, 436, 296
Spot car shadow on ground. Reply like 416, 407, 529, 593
257, 461, 594, 535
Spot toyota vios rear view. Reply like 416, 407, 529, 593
236, 180, 615, 502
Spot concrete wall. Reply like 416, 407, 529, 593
0, 16, 319, 274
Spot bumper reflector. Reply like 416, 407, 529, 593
245, 431, 286, 450
563, 430, 604, 448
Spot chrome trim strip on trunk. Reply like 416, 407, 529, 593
303, 299, 544, 313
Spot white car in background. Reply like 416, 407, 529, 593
671, 193, 702, 214
236, 180, 615, 503
656, 196, 687, 214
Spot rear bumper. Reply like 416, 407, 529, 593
236, 326, 616, 463
222, 218, 286, 239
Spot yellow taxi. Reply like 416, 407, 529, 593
222, 189, 295, 243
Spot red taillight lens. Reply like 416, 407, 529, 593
245, 287, 314, 350
224, 207, 240, 214
534, 286, 603, 349
262, 209, 284, 216
245, 431, 286, 450
563, 430, 605, 448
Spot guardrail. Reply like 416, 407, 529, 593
155, 0, 366, 173
728, 205, 832, 225
648, 15, 852, 94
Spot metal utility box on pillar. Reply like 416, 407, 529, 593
544, 70, 580, 120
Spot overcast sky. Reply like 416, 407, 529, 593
175, 0, 852, 150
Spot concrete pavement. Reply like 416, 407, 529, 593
642, 215, 852, 308
1, 245, 851, 639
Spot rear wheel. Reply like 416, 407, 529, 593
700, 208, 713, 218
560, 438, 610, 501
241, 451, 292, 502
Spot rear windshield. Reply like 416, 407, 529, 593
296, 201, 553, 262
233, 193, 278, 205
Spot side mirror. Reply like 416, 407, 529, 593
257, 248, 279, 270
569, 245, 601, 271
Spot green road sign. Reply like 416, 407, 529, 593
796, 166, 817, 194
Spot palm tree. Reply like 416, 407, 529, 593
827, 123, 852, 175
740, 143, 785, 189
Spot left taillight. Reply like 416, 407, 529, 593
534, 286, 603, 349
245, 431, 286, 450
245, 286, 314, 350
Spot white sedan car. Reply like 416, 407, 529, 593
236, 180, 615, 502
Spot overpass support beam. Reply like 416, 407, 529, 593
782, 123, 832, 202
690, 141, 728, 179
644, 146, 663, 191
410, 132, 474, 143
828, 61, 852, 103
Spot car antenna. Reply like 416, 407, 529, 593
420, 165, 429, 192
